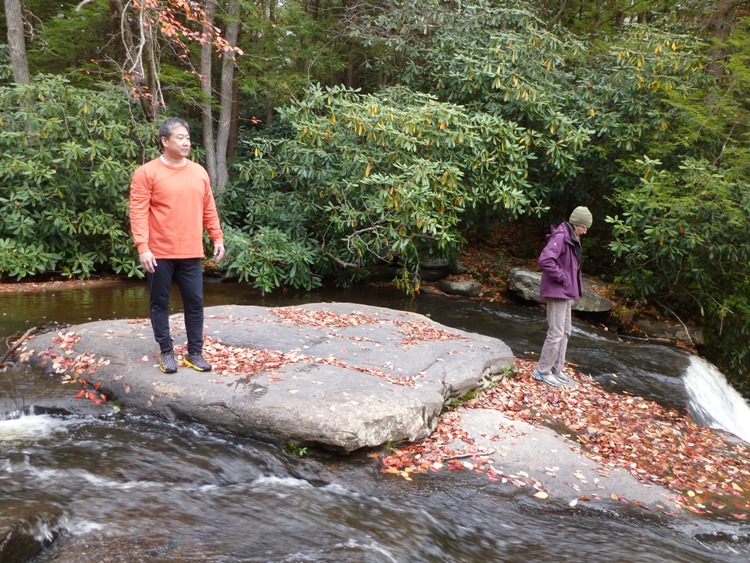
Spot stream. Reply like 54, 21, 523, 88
1, 279, 749, 562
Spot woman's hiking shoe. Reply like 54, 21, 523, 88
159, 353, 178, 374
532, 368, 562, 388
553, 372, 578, 387
184, 353, 212, 372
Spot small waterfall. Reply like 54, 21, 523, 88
0, 413, 66, 441
683, 355, 750, 444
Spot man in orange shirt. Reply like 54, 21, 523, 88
129, 118, 225, 374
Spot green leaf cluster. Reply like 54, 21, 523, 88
225, 83, 543, 292
354, 2, 708, 212
607, 157, 750, 388
0, 74, 152, 280
604, 18, 750, 385
23, 1, 116, 88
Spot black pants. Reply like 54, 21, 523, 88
147, 258, 204, 355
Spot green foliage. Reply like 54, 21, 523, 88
0, 45, 12, 83
222, 225, 322, 293
24, 2, 117, 87
0, 74, 152, 280
226, 83, 541, 292
283, 441, 309, 457
606, 17, 750, 387
355, 2, 709, 217
233, 0, 352, 118
533, 0, 712, 36
655, 18, 750, 168
222, 5, 714, 293
357, 2, 591, 204
607, 157, 750, 384
446, 389, 477, 410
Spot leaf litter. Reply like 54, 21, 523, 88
380, 357, 750, 521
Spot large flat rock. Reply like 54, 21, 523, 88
18, 304, 514, 451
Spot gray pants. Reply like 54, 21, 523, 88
538, 298, 572, 376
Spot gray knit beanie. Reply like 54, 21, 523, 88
569, 206, 593, 228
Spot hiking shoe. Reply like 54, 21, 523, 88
184, 353, 212, 372
159, 353, 178, 374
532, 368, 562, 388
554, 372, 578, 387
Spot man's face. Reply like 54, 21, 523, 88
162, 126, 191, 160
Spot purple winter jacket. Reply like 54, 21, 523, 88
538, 222, 582, 300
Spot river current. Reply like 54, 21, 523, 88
1, 280, 749, 562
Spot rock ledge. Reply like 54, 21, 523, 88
19, 303, 514, 451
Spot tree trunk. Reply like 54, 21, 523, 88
265, 98, 275, 128
707, 0, 741, 78
227, 79, 240, 158
4, 0, 31, 84
107, 0, 132, 64
144, 24, 162, 121
546, 0, 570, 31
214, 0, 242, 195
120, 5, 163, 121
201, 0, 218, 186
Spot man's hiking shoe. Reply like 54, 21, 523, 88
159, 353, 178, 374
532, 368, 562, 388
184, 353, 212, 372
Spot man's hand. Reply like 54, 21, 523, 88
213, 242, 225, 262
139, 251, 157, 273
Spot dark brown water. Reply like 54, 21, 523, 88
1, 280, 748, 562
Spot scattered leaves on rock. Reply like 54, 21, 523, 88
273, 307, 380, 328
380, 357, 750, 521
394, 320, 466, 346
273, 307, 465, 346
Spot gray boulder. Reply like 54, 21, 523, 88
437, 278, 484, 297
18, 303, 514, 452
507, 268, 612, 313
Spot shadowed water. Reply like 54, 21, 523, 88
1, 280, 748, 561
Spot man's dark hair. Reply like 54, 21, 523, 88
158, 118, 190, 151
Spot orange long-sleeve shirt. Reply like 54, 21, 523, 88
129, 158, 224, 258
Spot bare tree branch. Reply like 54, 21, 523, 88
75, 0, 97, 12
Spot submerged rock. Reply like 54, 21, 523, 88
633, 318, 705, 346
0, 504, 62, 562
437, 278, 484, 297
17, 304, 513, 452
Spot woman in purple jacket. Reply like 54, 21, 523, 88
533, 206, 593, 387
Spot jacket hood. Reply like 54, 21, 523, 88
546, 223, 569, 242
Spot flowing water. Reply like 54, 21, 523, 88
684, 356, 750, 444
1, 280, 749, 562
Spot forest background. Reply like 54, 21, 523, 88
1, 0, 749, 392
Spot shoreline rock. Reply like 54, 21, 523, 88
507, 267, 613, 313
